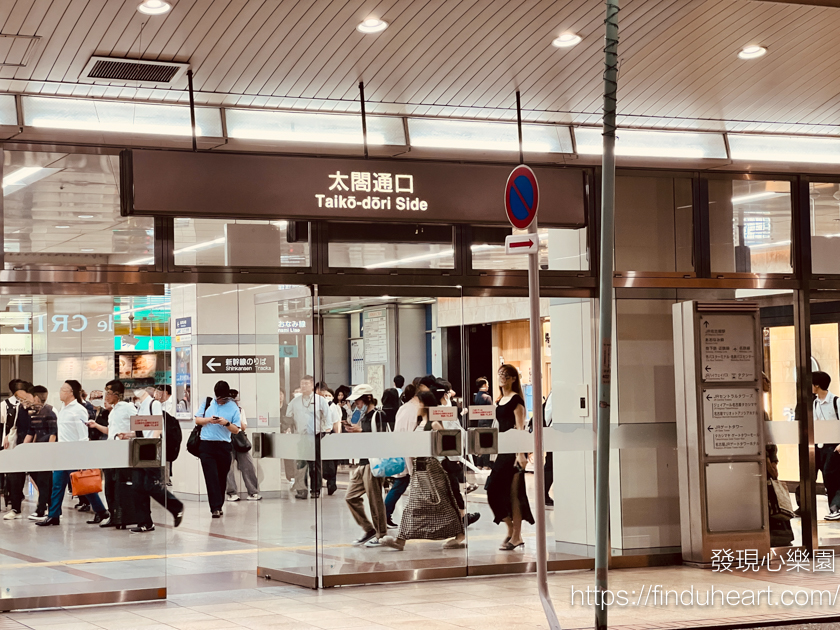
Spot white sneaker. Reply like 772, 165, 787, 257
825, 511, 840, 521
364, 537, 382, 548
4, 510, 21, 520
227, 494, 240, 502
27, 513, 45, 521
247, 494, 262, 501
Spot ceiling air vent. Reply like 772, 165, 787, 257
81, 56, 189, 87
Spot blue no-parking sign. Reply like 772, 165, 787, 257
504, 164, 539, 229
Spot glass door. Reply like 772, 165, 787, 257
315, 290, 468, 586
253, 286, 319, 587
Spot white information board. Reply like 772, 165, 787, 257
363, 310, 388, 364
702, 388, 761, 456
469, 405, 496, 422
700, 314, 756, 383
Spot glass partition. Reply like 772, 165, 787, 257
470, 226, 588, 271
253, 286, 319, 586
0, 294, 169, 609
808, 291, 840, 548
808, 182, 840, 275
173, 218, 310, 267
708, 178, 793, 274
327, 222, 454, 270
3, 151, 154, 267
615, 174, 693, 273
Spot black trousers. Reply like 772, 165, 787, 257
824, 444, 840, 512
199, 441, 233, 512
7, 472, 25, 512
30, 471, 52, 515
544, 451, 554, 496
309, 433, 337, 493
133, 468, 184, 526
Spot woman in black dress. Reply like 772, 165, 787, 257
485, 364, 534, 550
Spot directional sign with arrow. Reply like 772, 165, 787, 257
202, 355, 275, 374
504, 233, 539, 255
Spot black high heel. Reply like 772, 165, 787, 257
500, 541, 525, 551
499, 536, 511, 550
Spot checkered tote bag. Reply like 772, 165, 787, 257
398, 457, 464, 541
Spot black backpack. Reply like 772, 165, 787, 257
164, 410, 182, 462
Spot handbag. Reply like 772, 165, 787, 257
70, 469, 103, 496
232, 431, 251, 453
769, 478, 795, 520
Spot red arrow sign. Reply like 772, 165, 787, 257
509, 239, 535, 249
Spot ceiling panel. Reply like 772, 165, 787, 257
1, 0, 840, 133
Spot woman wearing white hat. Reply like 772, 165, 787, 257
343, 384, 388, 547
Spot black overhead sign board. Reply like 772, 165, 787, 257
121, 149, 586, 228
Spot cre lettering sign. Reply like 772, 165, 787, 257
13, 313, 114, 334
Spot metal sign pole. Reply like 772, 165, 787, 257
528, 219, 560, 630
595, 1, 620, 629
514, 90, 561, 630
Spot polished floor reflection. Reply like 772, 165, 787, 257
4, 563, 840, 630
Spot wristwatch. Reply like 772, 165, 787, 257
224, 420, 231, 427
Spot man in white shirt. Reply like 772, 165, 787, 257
38, 380, 109, 526
285, 375, 331, 499
814, 372, 840, 520
155, 385, 175, 415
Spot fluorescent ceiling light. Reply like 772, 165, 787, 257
55, 225, 70, 229
127, 235, 226, 265
408, 118, 572, 153
81, 248, 95, 252
574, 127, 727, 159
22, 96, 223, 137
357, 18, 388, 34
731, 191, 787, 204
78, 214, 94, 219
225, 109, 405, 146
729, 134, 840, 164
137, 0, 171, 15
738, 46, 766, 60
3, 166, 43, 188
553, 33, 581, 48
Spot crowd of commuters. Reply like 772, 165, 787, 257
0, 378, 183, 532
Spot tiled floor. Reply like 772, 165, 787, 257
3, 565, 840, 630
2, 469, 840, 629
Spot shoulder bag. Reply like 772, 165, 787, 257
186, 396, 212, 458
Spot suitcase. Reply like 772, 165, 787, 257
110, 470, 142, 529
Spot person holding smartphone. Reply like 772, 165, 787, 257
195, 381, 241, 518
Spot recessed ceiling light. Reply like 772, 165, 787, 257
55, 225, 70, 229
357, 18, 388, 34
552, 32, 582, 48
78, 214, 94, 219
738, 45, 766, 60
137, 0, 171, 15
81, 248, 95, 253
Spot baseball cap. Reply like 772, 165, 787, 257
347, 384, 374, 401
